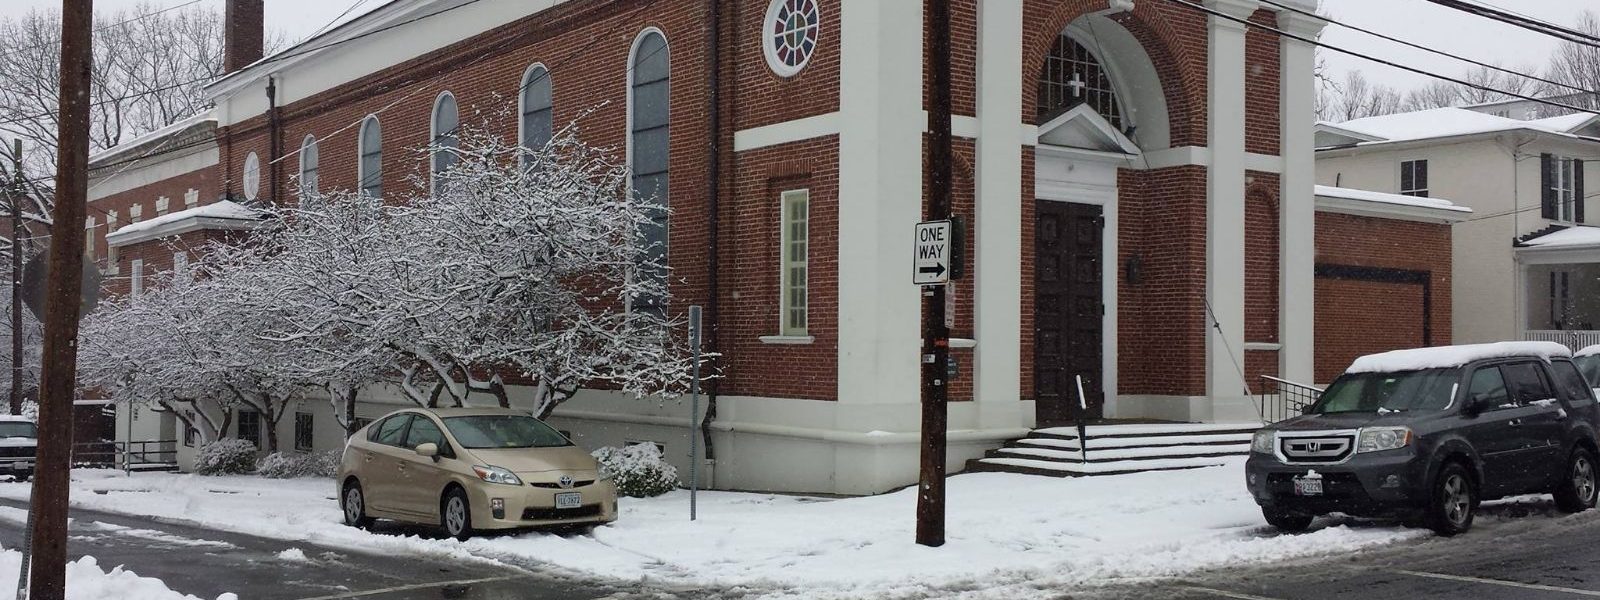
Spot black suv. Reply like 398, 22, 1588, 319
1246, 344, 1600, 535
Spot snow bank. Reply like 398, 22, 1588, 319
0, 465, 1427, 598
1346, 341, 1570, 374
0, 544, 228, 600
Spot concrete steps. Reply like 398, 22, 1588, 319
964, 422, 1260, 477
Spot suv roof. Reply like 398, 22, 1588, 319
1347, 341, 1571, 374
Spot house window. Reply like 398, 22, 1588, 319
295, 412, 314, 452
173, 252, 189, 285
780, 190, 809, 336
520, 64, 553, 161
1544, 154, 1585, 223
1557, 156, 1578, 222
1038, 33, 1123, 129
241, 152, 261, 201
130, 258, 143, 298
358, 115, 382, 198
431, 92, 459, 194
629, 30, 670, 313
1400, 160, 1428, 197
299, 135, 319, 195
237, 409, 261, 448
1552, 271, 1571, 328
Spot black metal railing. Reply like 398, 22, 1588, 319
72, 440, 178, 470
1257, 376, 1323, 423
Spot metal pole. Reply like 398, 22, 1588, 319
28, 1, 93, 597
917, 0, 953, 548
687, 305, 701, 521
9, 139, 22, 417
1075, 375, 1089, 464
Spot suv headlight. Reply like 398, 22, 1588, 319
1357, 427, 1412, 453
472, 465, 523, 486
1251, 430, 1275, 454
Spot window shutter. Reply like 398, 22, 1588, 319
1542, 153, 1557, 220
1577, 159, 1587, 224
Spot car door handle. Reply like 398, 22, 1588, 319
1508, 419, 1524, 426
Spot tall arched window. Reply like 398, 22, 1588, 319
299, 135, 319, 195
520, 65, 553, 161
629, 29, 670, 310
431, 92, 459, 193
358, 115, 382, 198
1038, 33, 1124, 129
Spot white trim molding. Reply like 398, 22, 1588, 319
733, 112, 840, 152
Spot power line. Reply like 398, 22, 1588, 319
1422, 0, 1600, 50
0, 0, 210, 61
1265, 0, 1599, 98
1162, 0, 1599, 117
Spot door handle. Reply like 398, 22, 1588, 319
1508, 419, 1524, 427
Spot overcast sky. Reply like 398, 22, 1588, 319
0, 0, 1593, 96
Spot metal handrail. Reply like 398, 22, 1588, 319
1257, 376, 1323, 423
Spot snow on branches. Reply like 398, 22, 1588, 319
79, 128, 703, 439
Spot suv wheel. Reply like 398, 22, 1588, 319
442, 488, 474, 541
1555, 447, 1599, 513
342, 480, 373, 529
1426, 462, 1476, 536
1261, 508, 1313, 533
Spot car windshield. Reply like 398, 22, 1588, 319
1576, 355, 1600, 388
0, 422, 37, 439
1308, 368, 1459, 414
442, 415, 570, 449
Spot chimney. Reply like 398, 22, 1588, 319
224, 0, 265, 73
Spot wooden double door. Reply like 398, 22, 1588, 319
1034, 200, 1104, 426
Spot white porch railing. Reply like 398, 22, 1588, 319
1525, 330, 1600, 351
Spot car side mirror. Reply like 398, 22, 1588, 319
415, 442, 439, 460
1461, 395, 1485, 417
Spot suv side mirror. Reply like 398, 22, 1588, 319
1461, 395, 1486, 417
415, 442, 439, 459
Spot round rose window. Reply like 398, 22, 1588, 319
763, 0, 820, 78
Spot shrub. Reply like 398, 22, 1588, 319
592, 444, 679, 498
193, 439, 257, 475
256, 450, 340, 479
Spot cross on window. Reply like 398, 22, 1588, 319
1068, 72, 1087, 98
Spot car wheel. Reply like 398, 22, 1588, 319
1426, 462, 1476, 536
342, 480, 373, 529
442, 488, 473, 541
1555, 447, 1599, 513
1261, 508, 1313, 533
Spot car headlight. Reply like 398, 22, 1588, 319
472, 465, 523, 486
1251, 430, 1275, 454
1357, 426, 1412, 453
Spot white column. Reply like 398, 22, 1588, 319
1204, 0, 1259, 416
1277, 9, 1324, 386
974, 0, 1024, 423
836, 0, 925, 405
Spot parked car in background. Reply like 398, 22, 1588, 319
1246, 341, 1600, 535
1574, 344, 1600, 396
0, 416, 35, 481
337, 407, 617, 540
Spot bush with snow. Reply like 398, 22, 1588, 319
255, 451, 339, 479
592, 444, 679, 498
193, 439, 257, 476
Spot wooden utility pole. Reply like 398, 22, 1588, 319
10, 139, 23, 417
917, 0, 953, 548
28, 1, 93, 597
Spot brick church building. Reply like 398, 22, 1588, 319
86, 0, 1465, 494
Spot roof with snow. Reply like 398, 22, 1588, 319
105, 200, 264, 248
1314, 184, 1470, 224
1515, 225, 1600, 252
1316, 107, 1600, 149
1346, 341, 1571, 374
87, 111, 217, 168
1577, 344, 1600, 358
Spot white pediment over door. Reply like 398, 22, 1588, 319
1036, 104, 1141, 155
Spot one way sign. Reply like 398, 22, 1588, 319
913, 220, 953, 285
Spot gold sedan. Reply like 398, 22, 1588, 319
337, 407, 618, 540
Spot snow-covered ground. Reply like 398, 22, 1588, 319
0, 544, 234, 600
0, 462, 1430, 599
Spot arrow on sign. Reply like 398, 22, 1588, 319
918, 264, 947, 277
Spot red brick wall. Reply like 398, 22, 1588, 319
1244, 10, 1281, 156
1113, 165, 1210, 397
1245, 173, 1280, 382
87, 167, 216, 275
1314, 212, 1454, 383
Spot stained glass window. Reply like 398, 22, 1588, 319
1038, 33, 1123, 130
764, 0, 819, 77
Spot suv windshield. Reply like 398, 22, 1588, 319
1576, 355, 1600, 388
0, 422, 37, 439
1308, 368, 1459, 414
442, 415, 570, 449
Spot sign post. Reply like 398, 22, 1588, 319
917, 0, 956, 549
687, 305, 702, 522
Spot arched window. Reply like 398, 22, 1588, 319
520, 65, 553, 161
629, 30, 670, 310
299, 135, 319, 195
358, 115, 382, 198
431, 92, 459, 193
1038, 33, 1124, 129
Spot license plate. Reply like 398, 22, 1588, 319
1293, 476, 1324, 496
555, 492, 582, 509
